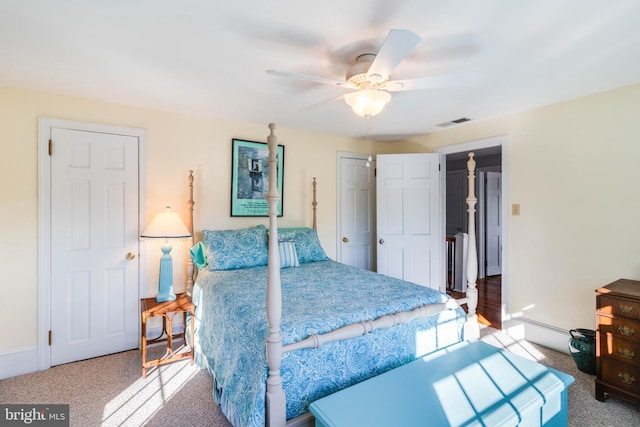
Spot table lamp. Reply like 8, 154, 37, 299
141, 206, 191, 302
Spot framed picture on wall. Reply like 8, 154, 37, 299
230, 138, 284, 217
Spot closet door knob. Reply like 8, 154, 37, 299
342, 237, 349, 243
126, 252, 136, 260
379, 239, 385, 245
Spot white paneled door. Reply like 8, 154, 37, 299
49, 128, 139, 366
338, 155, 375, 271
376, 154, 442, 289
485, 171, 502, 276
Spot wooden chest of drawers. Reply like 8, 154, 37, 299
596, 278, 640, 405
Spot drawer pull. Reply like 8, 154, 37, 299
618, 348, 636, 359
620, 304, 634, 314
618, 325, 636, 336
618, 372, 636, 385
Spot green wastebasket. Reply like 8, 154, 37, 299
569, 328, 596, 375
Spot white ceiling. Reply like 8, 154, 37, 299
2, 1, 639, 141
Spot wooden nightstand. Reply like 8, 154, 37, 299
141, 293, 195, 378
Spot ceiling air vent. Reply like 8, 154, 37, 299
437, 117, 471, 128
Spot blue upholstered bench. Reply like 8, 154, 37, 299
310, 340, 574, 427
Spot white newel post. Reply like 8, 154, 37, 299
465, 152, 480, 339
265, 123, 286, 427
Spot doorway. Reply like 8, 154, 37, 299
38, 118, 147, 369
436, 136, 509, 330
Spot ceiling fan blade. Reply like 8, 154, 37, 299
366, 29, 421, 83
299, 93, 346, 112
381, 72, 479, 92
266, 69, 354, 88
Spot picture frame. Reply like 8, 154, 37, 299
231, 138, 284, 217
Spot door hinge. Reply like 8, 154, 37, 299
439, 164, 441, 171
48, 139, 52, 156
48, 330, 52, 346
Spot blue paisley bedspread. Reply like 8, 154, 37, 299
192, 260, 465, 427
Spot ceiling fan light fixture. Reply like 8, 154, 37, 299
344, 89, 391, 117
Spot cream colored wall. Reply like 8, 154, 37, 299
0, 85, 373, 355
394, 82, 640, 332
4, 81, 639, 358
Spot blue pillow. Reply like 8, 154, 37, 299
278, 239, 300, 268
203, 225, 268, 270
189, 241, 208, 270
277, 227, 328, 263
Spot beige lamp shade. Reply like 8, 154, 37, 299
141, 206, 191, 239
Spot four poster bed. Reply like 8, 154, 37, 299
187, 123, 480, 427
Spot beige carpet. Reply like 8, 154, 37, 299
1, 330, 640, 426
0, 346, 231, 427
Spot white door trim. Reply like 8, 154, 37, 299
435, 135, 509, 329
37, 117, 147, 371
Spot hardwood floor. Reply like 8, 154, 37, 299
447, 275, 502, 329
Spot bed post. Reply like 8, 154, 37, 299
186, 170, 195, 296
312, 177, 317, 230
465, 153, 480, 339
265, 123, 286, 427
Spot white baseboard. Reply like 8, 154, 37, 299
0, 347, 39, 380
504, 317, 571, 355
1, 320, 187, 380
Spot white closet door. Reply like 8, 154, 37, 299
50, 127, 139, 365
338, 155, 375, 271
376, 154, 441, 289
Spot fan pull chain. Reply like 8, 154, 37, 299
365, 116, 373, 168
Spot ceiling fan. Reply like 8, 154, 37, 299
267, 29, 475, 117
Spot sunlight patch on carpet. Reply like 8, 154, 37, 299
480, 326, 546, 362
101, 359, 198, 426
